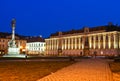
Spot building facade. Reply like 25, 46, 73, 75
26, 36, 45, 55
0, 32, 27, 54
45, 24, 120, 56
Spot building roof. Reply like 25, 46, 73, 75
50, 24, 120, 37
25, 36, 45, 42
0, 32, 26, 40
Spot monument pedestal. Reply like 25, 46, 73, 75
3, 47, 26, 58
8, 47, 20, 54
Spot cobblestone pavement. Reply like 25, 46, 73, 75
37, 58, 113, 81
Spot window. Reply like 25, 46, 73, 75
39, 44, 41, 46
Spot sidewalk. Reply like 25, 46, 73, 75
37, 59, 113, 81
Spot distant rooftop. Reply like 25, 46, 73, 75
25, 36, 45, 42
50, 24, 120, 37
0, 32, 26, 40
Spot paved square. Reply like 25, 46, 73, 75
38, 59, 113, 81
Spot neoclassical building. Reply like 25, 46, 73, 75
26, 36, 45, 55
45, 24, 120, 56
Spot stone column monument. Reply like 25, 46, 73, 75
3, 19, 26, 58
7, 19, 20, 54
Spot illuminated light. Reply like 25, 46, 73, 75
68, 38, 70, 49
93, 36, 96, 49
25, 46, 28, 49
98, 36, 101, 49
89, 36, 92, 49
119, 35, 120, 49
22, 49, 26, 52
71, 38, 73, 49
20, 46, 23, 49
114, 34, 117, 49
82, 44, 84, 49
75, 38, 77, 49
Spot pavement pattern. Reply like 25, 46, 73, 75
37, 59, 113, 81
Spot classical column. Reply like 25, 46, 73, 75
54, 39, 56, 50
98, 35, 101, 49
114, 34, 117, 49
62, 39, 64, 50
52, 39, 54, 50
11, 19, 16, 41
46, 40, 48, 50
119, 34, 120, 49
48, 40, 50, 50
71, 38, 73, 49
82, 37, 84, 49
56, 39, 59, 49
50, 40, 52, 50
93, 35, 96, 49
89, 36, 92, 49
116, 34, 118, 49
66, 38, 68, 50
65, 38, 67, 50
75, 37, 77, 49
51, 39, 53, 50
79, 37, 81, 49
50, 40, 51, 50
108, 34, 111, 49
53, 39, 54, 50
49, 40, 50, 50
68, 38, 70, 49
103, 35, 106, 49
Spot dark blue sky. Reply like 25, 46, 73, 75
0, 0, 120, 38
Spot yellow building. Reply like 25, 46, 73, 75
0, 32, 26, 55
45, 24, 120, 56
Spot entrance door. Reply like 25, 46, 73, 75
58, 48, 62, 56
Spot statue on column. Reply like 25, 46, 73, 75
3, 18, 26, 57
8, 19, 17, 48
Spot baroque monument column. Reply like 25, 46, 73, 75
4, 18, 26, 58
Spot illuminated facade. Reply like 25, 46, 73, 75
0, 32, 26, 54
45, 24, 120, 56
26, 36, 45, 55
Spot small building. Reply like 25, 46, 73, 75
26, 36, 45, 55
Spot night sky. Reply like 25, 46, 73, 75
0, 0, 120, 38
